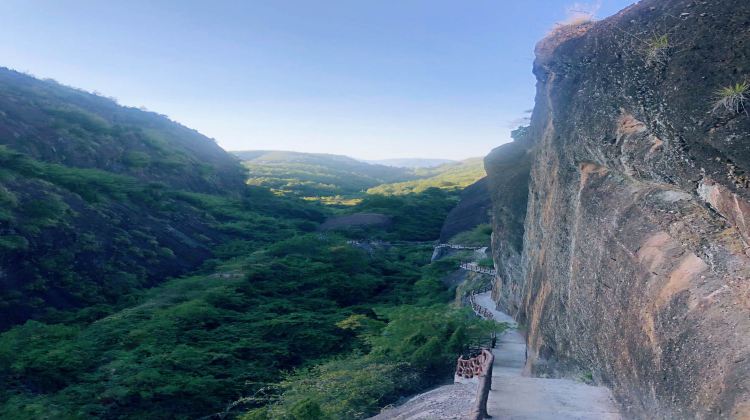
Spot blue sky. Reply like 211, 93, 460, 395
0, 0, 634, 160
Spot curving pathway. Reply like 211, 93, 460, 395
371, 292, 622, 420
473, 292, 622, 419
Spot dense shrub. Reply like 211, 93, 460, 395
351, 188, 458, 241
449, 223, 493, 247
256, 305, 497, 419
0, 236, 455, 418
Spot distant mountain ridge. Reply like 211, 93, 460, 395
365, 158, 455, 168
233, 150, 484, 199
234, 149, 406, 174
233, 150, 420, 197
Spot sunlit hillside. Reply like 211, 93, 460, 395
367, 158, 486, 195
234, 150, 418, 199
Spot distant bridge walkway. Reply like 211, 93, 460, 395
460, 262, 496, 276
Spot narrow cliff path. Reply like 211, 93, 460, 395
371, 290, 623, 419
473, 292, 622, 419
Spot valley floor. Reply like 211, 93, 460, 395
373, 292, 622, 419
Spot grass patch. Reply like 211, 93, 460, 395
645, 34, 669, 66
712, 81, 749, 115
302, 195, 363, 206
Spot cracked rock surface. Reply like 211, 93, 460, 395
487, 0, 750, 418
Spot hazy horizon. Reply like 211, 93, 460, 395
227, 148, 475, 162
1, 0, 634, 159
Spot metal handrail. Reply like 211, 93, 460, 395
457, 286, 498, 418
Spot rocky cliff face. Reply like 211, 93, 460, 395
484, 128, 533, 313
487, 0, 750, 417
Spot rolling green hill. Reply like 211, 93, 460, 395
232, 151, 486, 241
235, 151, 486, 202
366, 158, 486, 195
366, 158, 455, 168
234, 150, 418, 199
0, 68, 323, 328
0, 68, 245, 193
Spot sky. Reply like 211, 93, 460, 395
0, 0, 635, 160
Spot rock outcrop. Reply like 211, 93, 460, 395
484, 127, 533, 313
439, 177, 492, 242
486, 1, 750, 418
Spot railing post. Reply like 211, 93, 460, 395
467, 349, 494, 419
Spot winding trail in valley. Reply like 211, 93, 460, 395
374, 291, 622, 419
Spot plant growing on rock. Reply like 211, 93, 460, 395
645, 34, 669, 66
712, 81, 749, 115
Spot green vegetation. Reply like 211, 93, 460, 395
579, 371, 595, 385
477, 257, 495, 269
0, 145, 143, 203
0, 144, 479, 418
235, 150, 418, 200
312, 160, 488, 243
0, 67, 253, 327
303, 194, 362, 206
235, 151, 485, 207
0, 68, 245, 194
0, 68, 492, 419
345, 188, 459, 241
0, 144, 322, 327
712, 81, 749, 115
449, 223, 493, 247
253, 305, 495, 419
235, 152, 486, 245
0, 235, 489, 419
645, 34, 669, 66
367, 158, 486, 195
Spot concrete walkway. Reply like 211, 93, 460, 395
473, 292, 622, 420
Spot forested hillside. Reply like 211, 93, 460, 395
366, 158, 485, 195
0, 68, 320, 328
1, 232, 482, 419
234, 150, 484, 241
234, 150, 418, 198
0, 69, 244, 193
0, 70, 487, 419
235, 151, 485, 201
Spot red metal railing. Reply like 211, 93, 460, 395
455, 348, 494, 419
456, 284, 499, 419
